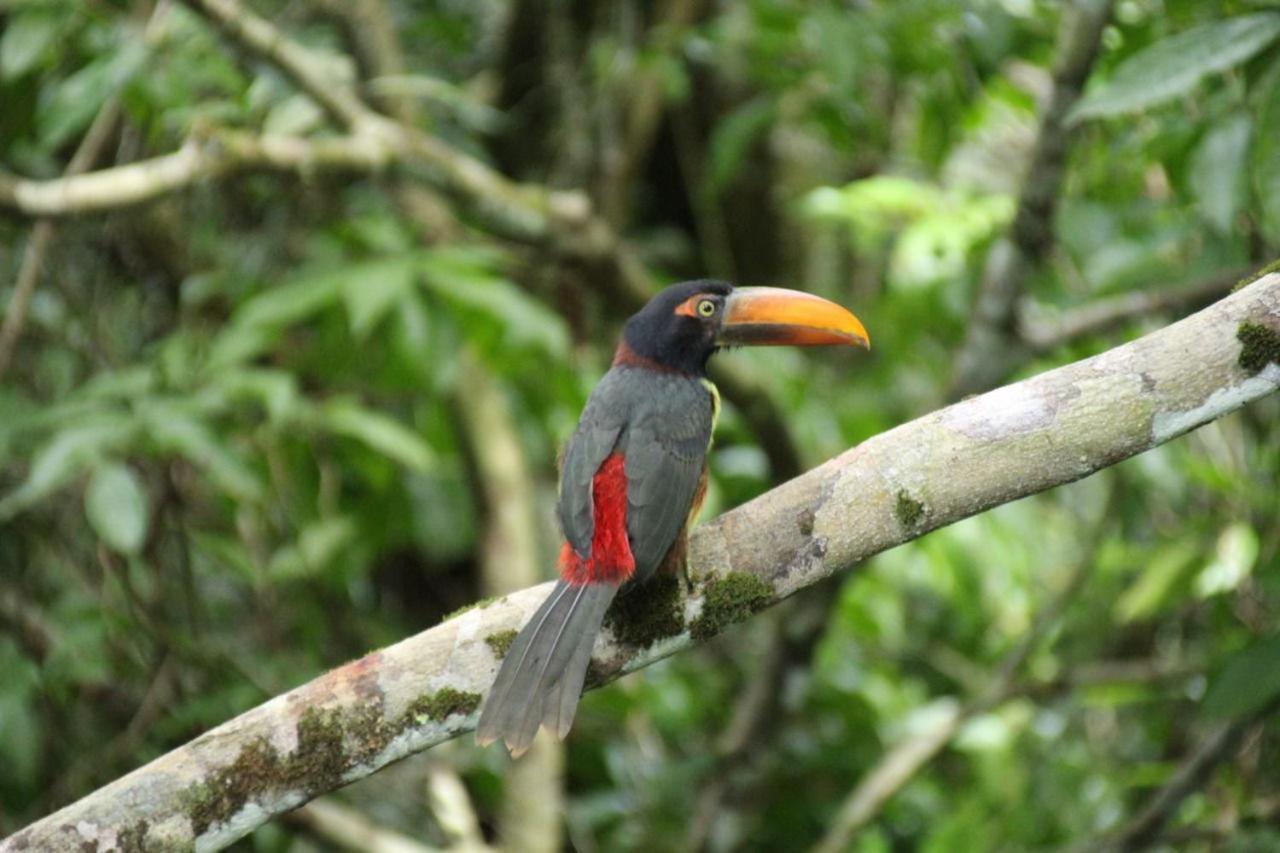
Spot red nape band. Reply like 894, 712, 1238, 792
560, 454, 635, 585
613, 340, 686, 374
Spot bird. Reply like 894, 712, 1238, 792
475, 279, 869, 756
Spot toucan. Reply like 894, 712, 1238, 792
475, 279, 869, 756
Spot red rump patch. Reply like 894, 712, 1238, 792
560, 453, 635, 585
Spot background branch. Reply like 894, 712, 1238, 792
5, 274, 1276, 852
813, 517, 1104, 853
0, 130, 394, 217
454, 352, 564, 853
289, 799, 440, 853
948, 0, 1115, 398
1018, 269, 1246, 352
0, 77, 125, 379
1089, 711, 1269, 852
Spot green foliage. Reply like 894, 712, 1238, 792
1204, 636, 1280, 717
1191, 114, 1252, 234
84, 463, 149, 555
804, 176, 1014, 291
2, 0, 1278, 849
689, 573, 773, 641
1253, 75, 1280, 243
1069, 13, 1280, 121
604, 574, 686, 647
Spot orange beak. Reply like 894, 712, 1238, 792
717, 287, 870, 349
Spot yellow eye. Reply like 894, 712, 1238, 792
697, 299, 717, 317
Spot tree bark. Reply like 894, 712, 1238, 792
4, 273, 1278, 852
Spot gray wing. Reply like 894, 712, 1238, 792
624, 381, 714, 580
557, 372, 627, 558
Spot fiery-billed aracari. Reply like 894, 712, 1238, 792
476, 279, 868, 756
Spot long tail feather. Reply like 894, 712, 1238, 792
476, 580, 618, 756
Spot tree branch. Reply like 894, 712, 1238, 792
4, 274, 1276, 852
1018, 269, 1246, 352
289, 799, 439, 853
178, 0, 371, 129
0, 130, 397, 217
948, 0, 1115, 398
1090, 711, 1267, 852
454, 352, 564, 853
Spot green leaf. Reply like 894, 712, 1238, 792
341, 256, 416, 339
204, 368, 300, 423
1, 10, 59, 79
206, 265, 348, 369
1070, 14, 1280, 122
0, 651, 40, 792
262, 93, 323, 136
418, 248, 568, 356
319, 399, 434, 472
232, 267, 346, 329
1254, 73, 1280, 243
84, 462, 149, 554
205, 323, 277, 373
1204, 635, 1280, 717
0, 415, 135, 520
707, 98, 775, 190
1113, 539, 1199, 622
141, 403, 263, 501
39, 40, 146, 147
268, 516, 357, 581
1191, 114, 1252, 233
1195, 522, 1259, 598
78, 366, 157, 401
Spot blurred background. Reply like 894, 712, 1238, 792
1, 0, 1279, 850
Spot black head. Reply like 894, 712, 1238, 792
619, 279, 735, 375
616, 279, 870, 376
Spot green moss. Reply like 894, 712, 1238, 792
116, 820, 151, 850
188, 738, 282, 835
185, 685, 481, 835
401, 687, 481, 724
604, 574, 685, 647
896, 489, 925, 529
1233, 258, 1280, 292
442, 596, 499, 622
689, 573, 774, 641
1238, 322, 1280, 374
291, 707, 349, 791
485, 629, 518, 658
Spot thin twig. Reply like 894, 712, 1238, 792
948, 0, 1115, 398
599, 0, 705, 227
454, 351, 564, 853
0, 97, 123, 379
684, 584, 837, 851
1091, 707, 1274, 853
1018, 268, 1247, 352
290, 798, 443, 853
812, 512, 1104, 853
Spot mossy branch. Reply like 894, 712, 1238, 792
4, 277, 1278, 852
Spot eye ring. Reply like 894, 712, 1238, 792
697, 299, 717, 317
